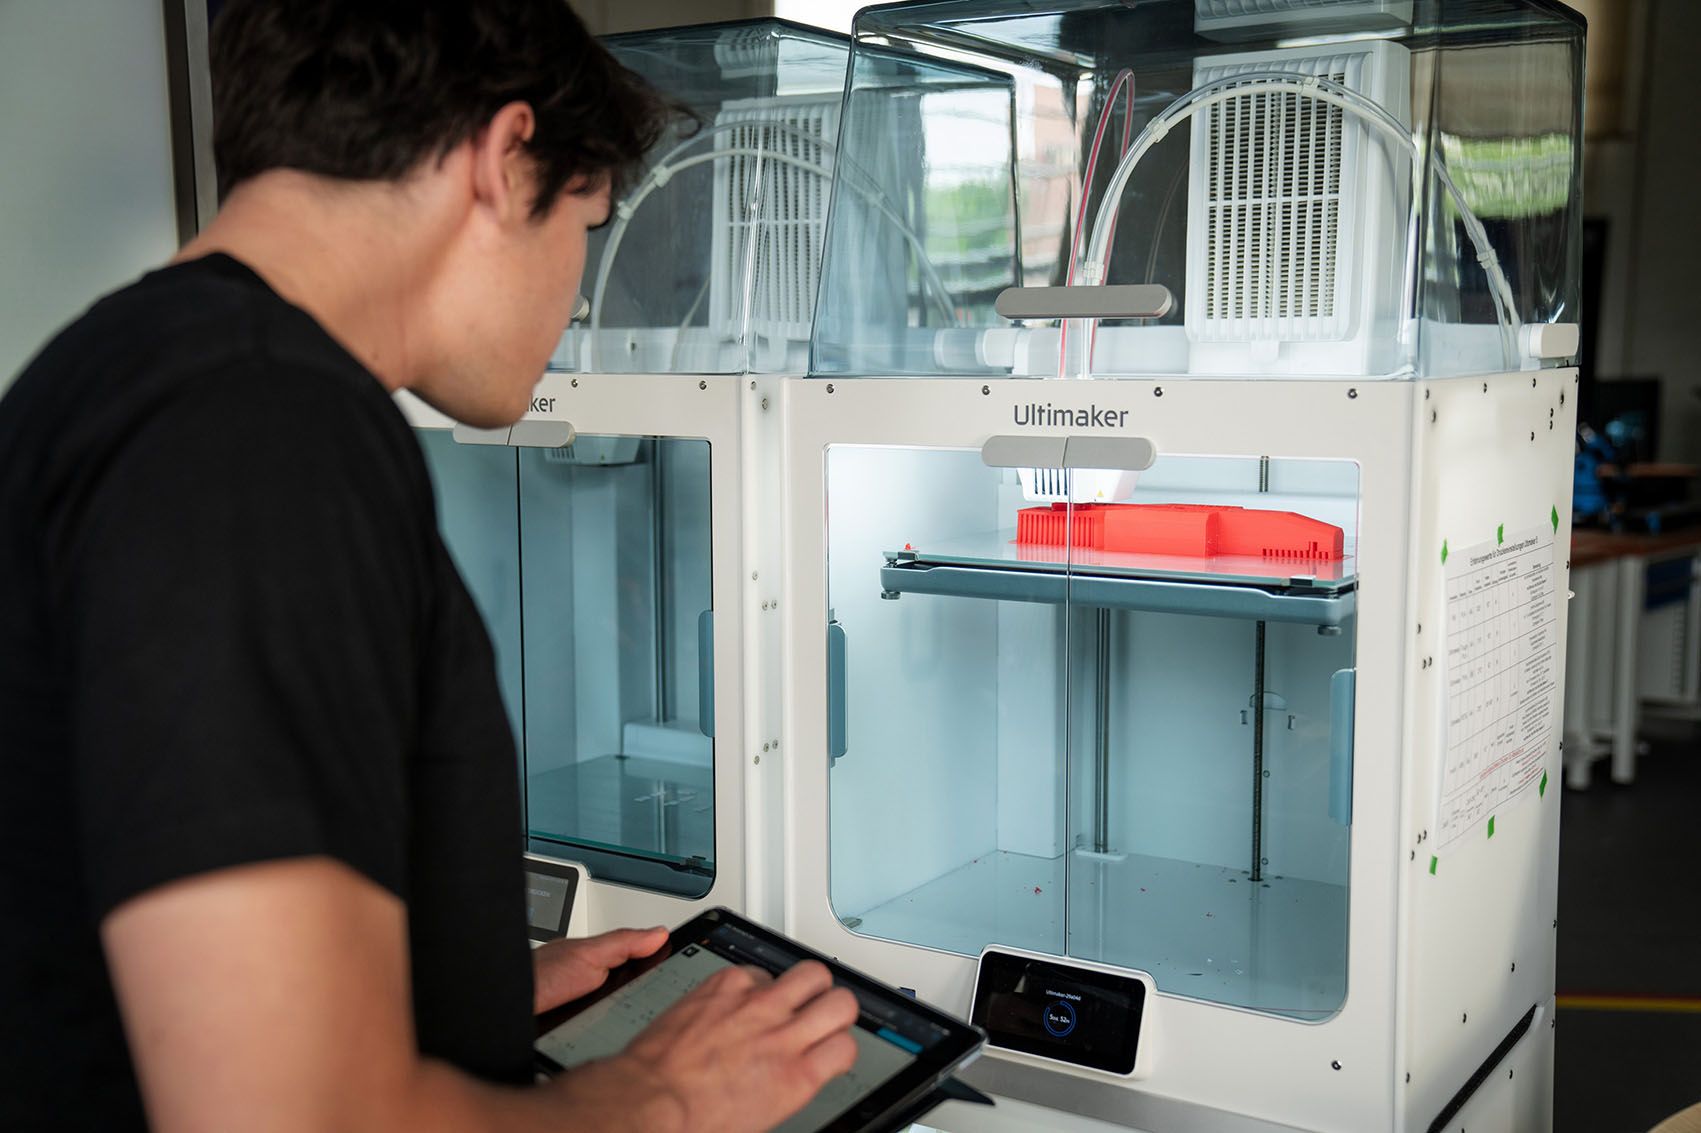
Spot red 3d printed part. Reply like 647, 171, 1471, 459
1015, 503, 1344, 561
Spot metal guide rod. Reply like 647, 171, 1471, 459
1252, 619, 1266, 883
1094, 608, 1112, 855
1251, 456, 1270, 882
652, 440, 670, 724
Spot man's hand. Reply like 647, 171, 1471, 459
556, 959, 861, 1133
532, 927, 668, 1014
103, 859, 859, 1133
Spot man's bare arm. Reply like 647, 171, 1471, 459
102, 857, 857, 1133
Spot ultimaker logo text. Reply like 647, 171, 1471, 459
1014, 402, 1129, 428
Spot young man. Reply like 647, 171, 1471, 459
0, 3, 858, 1130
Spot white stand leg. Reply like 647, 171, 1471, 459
1611, 555, 1645, 785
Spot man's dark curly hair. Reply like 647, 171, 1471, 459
210, 0, 677, 216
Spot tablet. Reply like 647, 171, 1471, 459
534, 908, 985, 1133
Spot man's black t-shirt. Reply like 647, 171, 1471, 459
0, 254, 534, 1128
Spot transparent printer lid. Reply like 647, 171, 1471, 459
556, 20, 850, 376
808, 0, 1584, 381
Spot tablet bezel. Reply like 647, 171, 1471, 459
533, 907, 984, 1132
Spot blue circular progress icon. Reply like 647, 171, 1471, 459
1043, 999, 1077, 1038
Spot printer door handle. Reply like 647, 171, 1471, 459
828, 619, 848, 765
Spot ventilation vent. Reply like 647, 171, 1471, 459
1189, 51, 1366, 344
709, 96, 839, 348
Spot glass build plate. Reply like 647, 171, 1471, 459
888, 529, 1357, 593
847, 849, 1346, 1021
527, 753, 714, 874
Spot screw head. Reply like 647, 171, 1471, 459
826, 383, 835, 394
1432, 410, 1438, 423
753, 755, 761, 765
762, 743, 771, 752
1347, 388, 1358, 399
699, 380, 708, 390
1154, 386, 1164, 397
1462, 1013, 1468, 1023
571, 378, 579, 388
982, 385, 991, 395
1331, 1060, 1342, 1071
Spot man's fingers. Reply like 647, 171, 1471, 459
698, 963, 760, 998
758, 960, 835, 1013
576, 926, 668, 967
772, 985, 860, 1052
799, 1031, 859, 1088
625, 926, 669, 958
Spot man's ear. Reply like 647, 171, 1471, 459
470, 101, 539, 224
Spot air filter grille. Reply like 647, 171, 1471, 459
710, 97, 839, 346
1192, 52, 1364, 343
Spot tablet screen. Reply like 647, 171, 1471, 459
536, 918, 958, 1131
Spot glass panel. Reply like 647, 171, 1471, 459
0, 0, 179, 390
809, 49, 1019, 376
1410, 0, 1586, 376
554, 21, 851, 376
418, 432, 524, 745
521, 437, 716, 897
826, 446, 1067, 958
417, 429, 716, 898
809, 0, 1585, 382
826, 439, 1358, 1018
1061, 455, 1359, 1020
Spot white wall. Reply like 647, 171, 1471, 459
0, 2, 181, 391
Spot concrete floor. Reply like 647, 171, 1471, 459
1556, 727, 1701, 1132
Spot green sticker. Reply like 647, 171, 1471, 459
1429, 856, 1438, 875
1540, 770, 1549, 797
1487, 815, 1496, 839
1497, 524, 1505, 546
1551, 505, 1560, 532
1441, 540, 1450, 566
